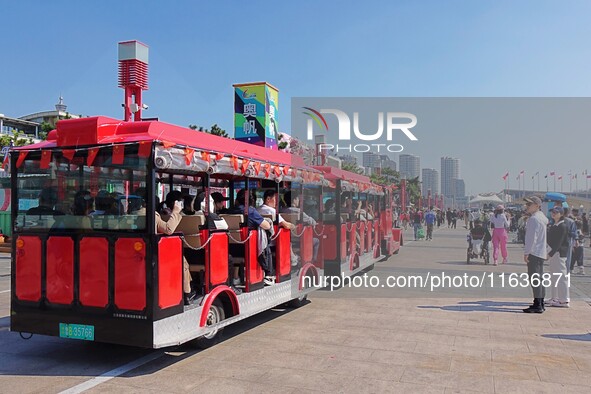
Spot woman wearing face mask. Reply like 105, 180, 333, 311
545, 206, 570, 308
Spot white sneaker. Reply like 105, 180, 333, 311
544, 298, 558, 305
264, 276, 276, 286
549, 300, 570, 308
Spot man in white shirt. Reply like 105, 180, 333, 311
258, 190, 295, 231
523, 195, 549, 313
258, 190, 299, 267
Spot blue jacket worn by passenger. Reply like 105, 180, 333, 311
229, 205, 264, 229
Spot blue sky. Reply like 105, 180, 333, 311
1, 1, 590, 194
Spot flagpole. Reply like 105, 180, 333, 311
554, 174, 556, 191
546, 175, 549, 192
532, 176, 534, 192
537, 172, 540, 192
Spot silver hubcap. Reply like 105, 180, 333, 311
203, 307, 220, 339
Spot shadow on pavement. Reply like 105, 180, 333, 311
0, 305, 299, 377
542, 333, 591, 342
418, 300, 529, 313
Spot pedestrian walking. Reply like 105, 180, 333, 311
522, 195, 548, 313
490, 204, 510, 265
571, 226, 585, 275
562, 207, 577, 273
413, 209, 422, 240
425, 207, 436, 240
545, 206, 570, 308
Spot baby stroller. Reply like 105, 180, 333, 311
466, 225, 491, 264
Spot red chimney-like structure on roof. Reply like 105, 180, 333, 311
118, 40, 149, 121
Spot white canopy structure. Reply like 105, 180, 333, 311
469, 194, 504, 205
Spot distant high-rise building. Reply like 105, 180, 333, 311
379, 155, 397, 171
422, 168, 439, 197
340, 154, 358, 167
362, 152, 379, 169
441, 157, 460, 197
399, 154, 420, 179
453, 178, 466, 198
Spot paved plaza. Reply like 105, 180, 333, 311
1, 226, 591, 393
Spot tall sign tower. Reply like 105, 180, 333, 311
118, 41, 149, 121
233, 82, 278, 149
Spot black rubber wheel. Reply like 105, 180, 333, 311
484, 250, 490, 265
466, 250, 471, 264
287, 294, 308, 308
193, 299, 225, 349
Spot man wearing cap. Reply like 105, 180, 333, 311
522, 196, 549, 313
211, 192, 230, 214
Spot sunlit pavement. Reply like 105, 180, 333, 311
1, 227, 591, 393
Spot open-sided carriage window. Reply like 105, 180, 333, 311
15, 145, 148, 232
303, 183, 321, 222
156, 173, 205, 213
322, 188, 337, 222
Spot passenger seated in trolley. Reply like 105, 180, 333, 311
258, 189, 298, 266
27, 187, 64, 216
211, 192, 230, 213
281, 191, 320, 263
228, 189, 275, 283
468, 219, 490, 256
324, 198, 336, 215
155, 191, 197, 305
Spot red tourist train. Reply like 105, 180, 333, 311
10, 116, 402, 348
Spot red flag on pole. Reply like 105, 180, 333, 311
274, 165, 282, 177
502, 172, 509, 180
230, 156, 239, 171
16, 151, 29, 168
184, 148, 195, 165
62, 149, 76, 161
138, 141, 151, 158
112, 145, 125, 165
87, 147, 100, 166
241, 158, 251, 174
2, 153, 9, 170
40, 150, 52, 169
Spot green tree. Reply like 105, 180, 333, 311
188, 124, 229, 138
341, 162, 364, 175
209, 124, 228, 138
0, 130, 31, 147
404, 176, 422, 206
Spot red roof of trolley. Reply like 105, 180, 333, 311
16, 116, 313, 170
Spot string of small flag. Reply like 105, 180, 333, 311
501, 170, 591, 181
